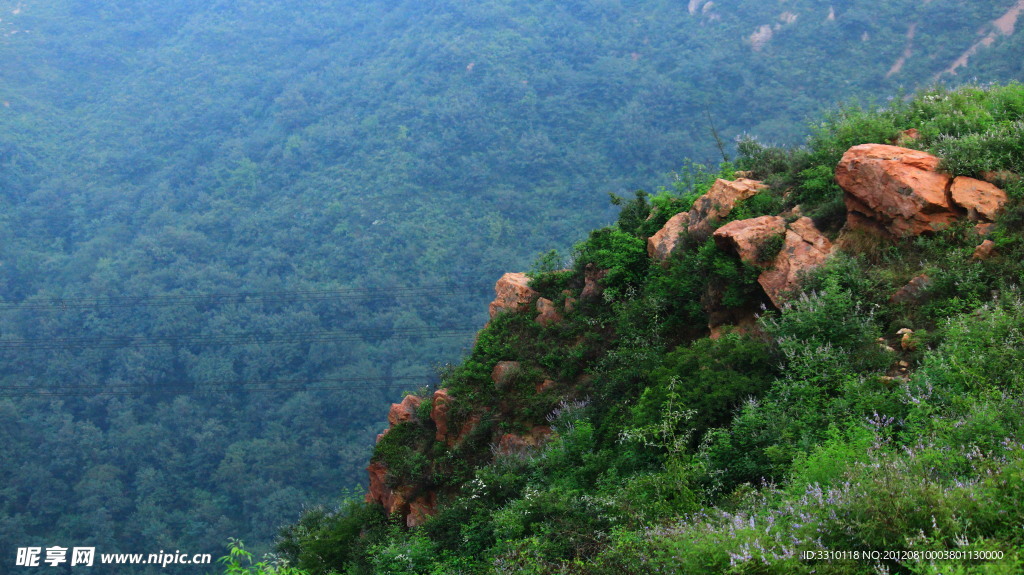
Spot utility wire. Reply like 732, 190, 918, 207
0, 325, 479, 350
0, 282, 493, 311
0, 375, 437, 398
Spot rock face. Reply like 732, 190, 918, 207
648, 177, 769, 262
836, 144, 1007, 237
712, 215, 786, 265
431, 389, 451, 442
488, 273, 538, 319
758, 217, 833, 308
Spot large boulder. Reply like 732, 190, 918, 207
758, 217, 833, 308
491, 361, 521, 389
647, 211, 690, 261
950, 177, 1008, 222
836, 144, 957, 237
488, 272, 538, 319
836, 144, 1008, 238
712, 215, 786, 266
687, 178, 769, 240
387, 394, 422, 427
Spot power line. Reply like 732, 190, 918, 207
0, 325, 480, 351
0, 282, 494, 311
0, 375, 438, 398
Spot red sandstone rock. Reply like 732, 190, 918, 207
836, 144, 957, 237
406, 492, 437, 528
366, 460, 393, 508
388, 394, 422, 427
580, 264, 608, 300
713, 215, 787, 266
687, 178, 768, 240
535, 379, 556, 394
890, 274, 933, 304
488, 272, 538, 319
758, 217, 832, 308
950, 176, 1007, 222
494, 426, 552, 456
647, 210, 690, 261
431, 389, 451, 442
973, 239, 997, 261
535, 297, 563, 326
491, 361, 520, 389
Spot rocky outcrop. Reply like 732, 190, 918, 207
950, 177, 1008, 222
688, 178, 769, 240
713, 215, 832, 310
580, 264, 609, 300
890, 274, 933, 304
836, 144, 1007, 237
712, 215, 786, 266
431, 389, 451, 442
407, 493, 437, 528
648, 177, 769, 262
535, 297, 563, 326
366, 460, 437, 528
973, 239, 997, 261
758, 217, 833, 308
489, 273, 538, 319
388, 394, 422, 426
647, 211, 690, 260
491, 361, 520, 389
836, 144, 957, 237
495, 426, 552, 456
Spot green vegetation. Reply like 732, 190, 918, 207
275, 83, 1024, 574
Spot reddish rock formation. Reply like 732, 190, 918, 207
431, 389, 451, 442
488, 272, 538, 319
388, 394, 422, 427
491, 361, 520, 389
535, 297, 563, 326
973, 239, 997, 261
406, 493, 437, 528
890, 274, 933, 304
712, 215, 786, 266
495, 426, 552, 456
687, 178, 768, 240
950, 177, 1008, 222
649, 178, 769, 262
535, 379, 557, 394
580, 264, 609, 300
647, 211, 691, 261
366, 460, 394, 508
836, 144, 957, 237
758, 217, 833, 308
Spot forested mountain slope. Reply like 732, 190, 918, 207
285, 83, 1024, 575
1, 0, 1023, 569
